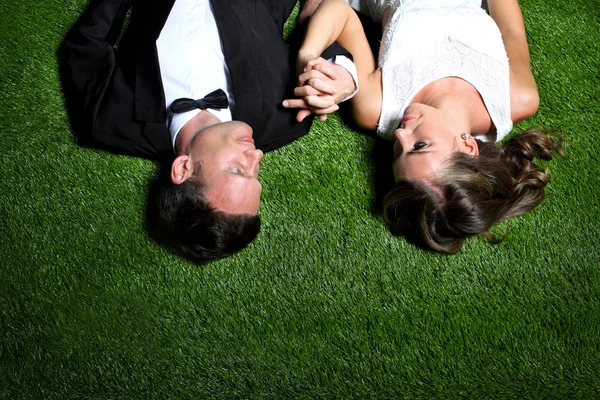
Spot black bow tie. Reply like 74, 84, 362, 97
170, 89, 229, 114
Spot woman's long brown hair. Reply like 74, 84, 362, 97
383, 127, 563, 254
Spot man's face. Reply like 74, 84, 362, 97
186, 121, 264, 215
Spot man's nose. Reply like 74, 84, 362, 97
247, 149, 263, 176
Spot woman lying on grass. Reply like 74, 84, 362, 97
284, 0, 562, 253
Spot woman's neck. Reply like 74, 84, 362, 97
414, 77, 493, 134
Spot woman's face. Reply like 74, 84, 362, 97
392, 104, 478, 182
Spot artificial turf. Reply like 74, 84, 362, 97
1, 0, 599, 398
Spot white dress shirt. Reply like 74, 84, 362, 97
156, 0, 232, 149
157, 0, 358, 150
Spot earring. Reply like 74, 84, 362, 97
461, 133, 469, 140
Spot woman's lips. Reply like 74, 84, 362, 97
399, 115, 416, 125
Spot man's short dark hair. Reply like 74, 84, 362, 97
146, 163, 260, 264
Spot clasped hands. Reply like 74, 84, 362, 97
283, 56, 356, 122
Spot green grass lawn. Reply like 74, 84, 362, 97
1, 0, 599, 398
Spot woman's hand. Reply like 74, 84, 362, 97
284, 57, 356, 122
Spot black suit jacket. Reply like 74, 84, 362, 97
61, 0, 349, 162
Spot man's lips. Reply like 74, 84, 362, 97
238, 136, 255, 145
399, 115, 416, 125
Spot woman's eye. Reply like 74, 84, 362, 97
232, 167, 244, 175
413, 141, 428, 151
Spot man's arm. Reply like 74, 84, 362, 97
60, 0, 132, 143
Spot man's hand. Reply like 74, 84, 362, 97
283, 57, 357, 122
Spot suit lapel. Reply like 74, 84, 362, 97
210, 0, 262, 122
133, 0, 176, 122
132, 0, 270, 124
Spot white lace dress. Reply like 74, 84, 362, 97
359, 0, 512, 142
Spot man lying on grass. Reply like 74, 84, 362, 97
60, 0, 357, 263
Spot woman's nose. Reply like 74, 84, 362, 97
394, 128, 413, 144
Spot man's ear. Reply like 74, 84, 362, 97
462, 136, 480, 157
171, 155, 192, 184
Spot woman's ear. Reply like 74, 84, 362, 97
171, 155, 192, 184
461, 136, 480, 157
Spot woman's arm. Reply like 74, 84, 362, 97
297, 0, 357, 69
297, 0, 325, 24
488, 0, 540, 122
294, 0, 383, 129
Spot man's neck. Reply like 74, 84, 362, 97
175, 111, 222, 156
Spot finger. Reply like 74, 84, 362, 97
311, 104, 339, 115
296, 109, 313, 122
305, 57, 327, 72
294, 85, 327, 98
302, 95, 337, 109
282, 98, 308, 109
298, 69, 337, 86
306, 78, 338, 95
310, 61, 339, 80
298, 71, 339, 95
319, 115, 328, 121
298, 69, 327, 86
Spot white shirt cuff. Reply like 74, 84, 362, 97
329, 55, 359, 102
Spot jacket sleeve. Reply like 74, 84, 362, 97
60, 0, 132, 143
60, 0, 172, 160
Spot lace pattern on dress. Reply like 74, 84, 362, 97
363, 0, 513, 142
366, 0, 483, 24
378, 36, 512, 142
